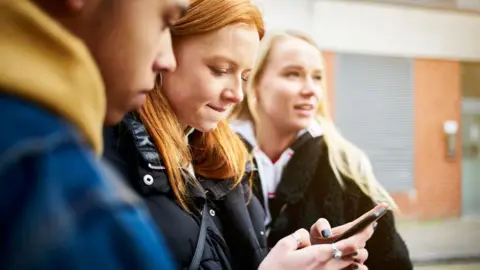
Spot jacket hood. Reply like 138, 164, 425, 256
0, 0, 106, 155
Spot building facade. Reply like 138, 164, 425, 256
256, 0, 480, 220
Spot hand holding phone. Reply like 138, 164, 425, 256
309, 203, 389, 246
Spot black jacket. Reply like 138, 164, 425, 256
240, 132, 413, 270
103, 114, 268, 270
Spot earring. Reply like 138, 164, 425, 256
67, 0, 85, 11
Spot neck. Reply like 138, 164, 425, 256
180, 123, 195, 141
256, 115, 298, 162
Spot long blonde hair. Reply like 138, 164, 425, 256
229, 30, 397, 209
138, 0, 264, 211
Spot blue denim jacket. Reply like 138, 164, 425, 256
0, 94, 175, 270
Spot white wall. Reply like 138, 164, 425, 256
457, 0, 480, 10
313, 0, 480, 61
255, 0, 480, 61
253, 0, 314, 33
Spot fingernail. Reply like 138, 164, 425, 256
372, 222, 378, 230
321, 229, 332, 238
351, 263, 359, 269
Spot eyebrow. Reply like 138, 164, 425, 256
282, 64, 324, 73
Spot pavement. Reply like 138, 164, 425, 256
416, 263, 480, 270
397, 217, 480, 267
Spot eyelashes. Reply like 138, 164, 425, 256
209, 66, 228, 76
209, 66, 249, 81
284, 71, 323, 81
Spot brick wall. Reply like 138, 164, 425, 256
392, 59, 462, 220
324, 52, 463, 220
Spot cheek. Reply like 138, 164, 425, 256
314, 84, 324, 101
121, 7, 162, 69
163, 70, 215, 111
263, 84, 296, 113
196, 79, 223, 106
96, 21, 157, 86
187, 67, 223, 104
131, 25, 160, 74
162, 77, 189, 112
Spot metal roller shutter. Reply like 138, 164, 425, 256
334, 53, 414, 192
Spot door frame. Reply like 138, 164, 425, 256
461, 98, 480, 217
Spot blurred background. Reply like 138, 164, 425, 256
253, 0, 480, 269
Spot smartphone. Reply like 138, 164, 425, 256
333, 207, 388, 243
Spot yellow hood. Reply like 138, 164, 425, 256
0, 0, 105, 155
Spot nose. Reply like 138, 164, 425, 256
153, 31, 177, 73
300, 77, 319, 98
224, 82, 244, 104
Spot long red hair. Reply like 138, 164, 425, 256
138, 0, 264, 211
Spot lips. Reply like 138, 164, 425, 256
294, 103, 315, 111
207, 105, 229, 113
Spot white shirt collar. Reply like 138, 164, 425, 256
229, 119, 323, 148
229, 119, 324, 227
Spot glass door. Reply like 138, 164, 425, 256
461, 99, 480, 217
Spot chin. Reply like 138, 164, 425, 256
290, 121, 310, 132
104, 110, 126, 126
191, 122, 218, 133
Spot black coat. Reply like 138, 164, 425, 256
103, 114, 268, 270
241, 132, 413, 270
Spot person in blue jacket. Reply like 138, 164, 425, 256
0, 0, 188, 269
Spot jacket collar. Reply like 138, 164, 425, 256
275, 135, 363, 220
0, 0, 105, 155
231, 120, 325, 204
121, 113, 234, 200
230, 119, 323, 151
275, 133, 325, 204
